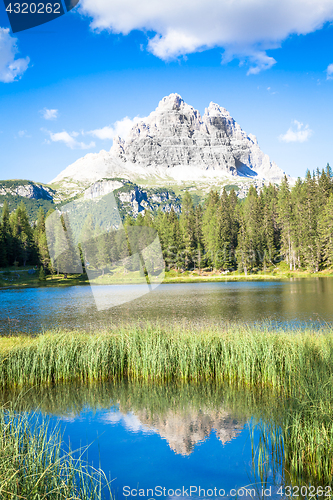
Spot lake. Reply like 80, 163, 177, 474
1, 278, 333, 335
4, 382, 285, 500
2, 278, 332, 496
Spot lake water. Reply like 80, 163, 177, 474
2, 279, 332, 496
1, 278, 333, 335
5, 382, 284, 500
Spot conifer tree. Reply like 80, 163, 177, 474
193, 205, 204, 272
228, 189, 239, 267
51, 213, 81, 275
34, 208, 51, 271
39, 265, 46, 281
0, 222, 6, 267
298, 171, 321, 271
10, 202, 33, 266
202, 190, 221, 269
237, 186, 263, 272
260, 185, 279, 269
217, 188, 233, 269
277, 176, 296, 270
1, 201, 11, 266
79, 214, 98, 269
162, 208, 181, 270
179, 192, 195, 269
318, 193, 333, 268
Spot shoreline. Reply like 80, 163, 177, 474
1, 268, 333, 290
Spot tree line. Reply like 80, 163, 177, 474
1, 165, 333, 274
0, 200, 50, 270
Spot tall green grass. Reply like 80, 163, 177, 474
0, 324, 332, 393
0, 400, 112, 499
2, 324, 333, 488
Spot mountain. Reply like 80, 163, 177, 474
1, 95, 290, 220
50, 93, 289, 202
0, 180, 55, 220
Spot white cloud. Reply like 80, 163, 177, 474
0, 28, 29, 83
87, 116, 143, 140
43, 129, 95, 149
42, 116, 141, 150
279, 120, 313, 143
87, 125, 116, 140
17, 130, 31, 138
79, 0, 333, 74
41, 108, 59, 120
326, 63, 333, 80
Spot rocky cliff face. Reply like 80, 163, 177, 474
112, 94, 283, 181
83, 179, 124, 200
0, 180, 54, 200
83, 179, 181, 216
51, 93, 288, 189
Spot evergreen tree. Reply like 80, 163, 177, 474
217, 188, 233, 269
260, 184, 279, 269
193, 205, 204, 272
236, 186, 263, 272
79, 214, 98, 269
10, 202, 34, 266
0, 222, 6, 267
39, 265, 46, 281
34, 208, 51, 271
51, 213, 81, 275
162, 208, 181, 270
228, 188, 239, 266
202, 190, 221, 269
318, 193, 333, 268
277, 176, 296, 270
1, 201, 11, 266
179, 192, 195, 269
298, 171, 321, 271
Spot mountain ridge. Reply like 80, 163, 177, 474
51, 93, 289, 193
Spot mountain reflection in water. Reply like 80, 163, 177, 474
100, 407, 244, 455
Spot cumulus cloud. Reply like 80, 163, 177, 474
326, 63, 333, 80
79, 0, 333, 73
279, 120, 313, 143
43, 129, 95, 149
0, 28, 29, 83
42, 116, 142, 150
87, 116, 143, 140
41, 108, 59, 120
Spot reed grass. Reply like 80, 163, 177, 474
0, 324, 332, 393
0, 400, 112, 499
2, 323, 333, 488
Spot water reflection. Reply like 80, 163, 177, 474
1, 382, 330, 496
1, 383, 247, 455
1, 279, 333, 335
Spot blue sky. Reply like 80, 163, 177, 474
0, 0, 333, 183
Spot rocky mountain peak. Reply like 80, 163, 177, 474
157, 93, 185, 111
51, 93, 289, 188
204, 101, 230, 118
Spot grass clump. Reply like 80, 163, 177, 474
0, 324, 332, 393
0, 400, 112, 499
2, 324, 333, 486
